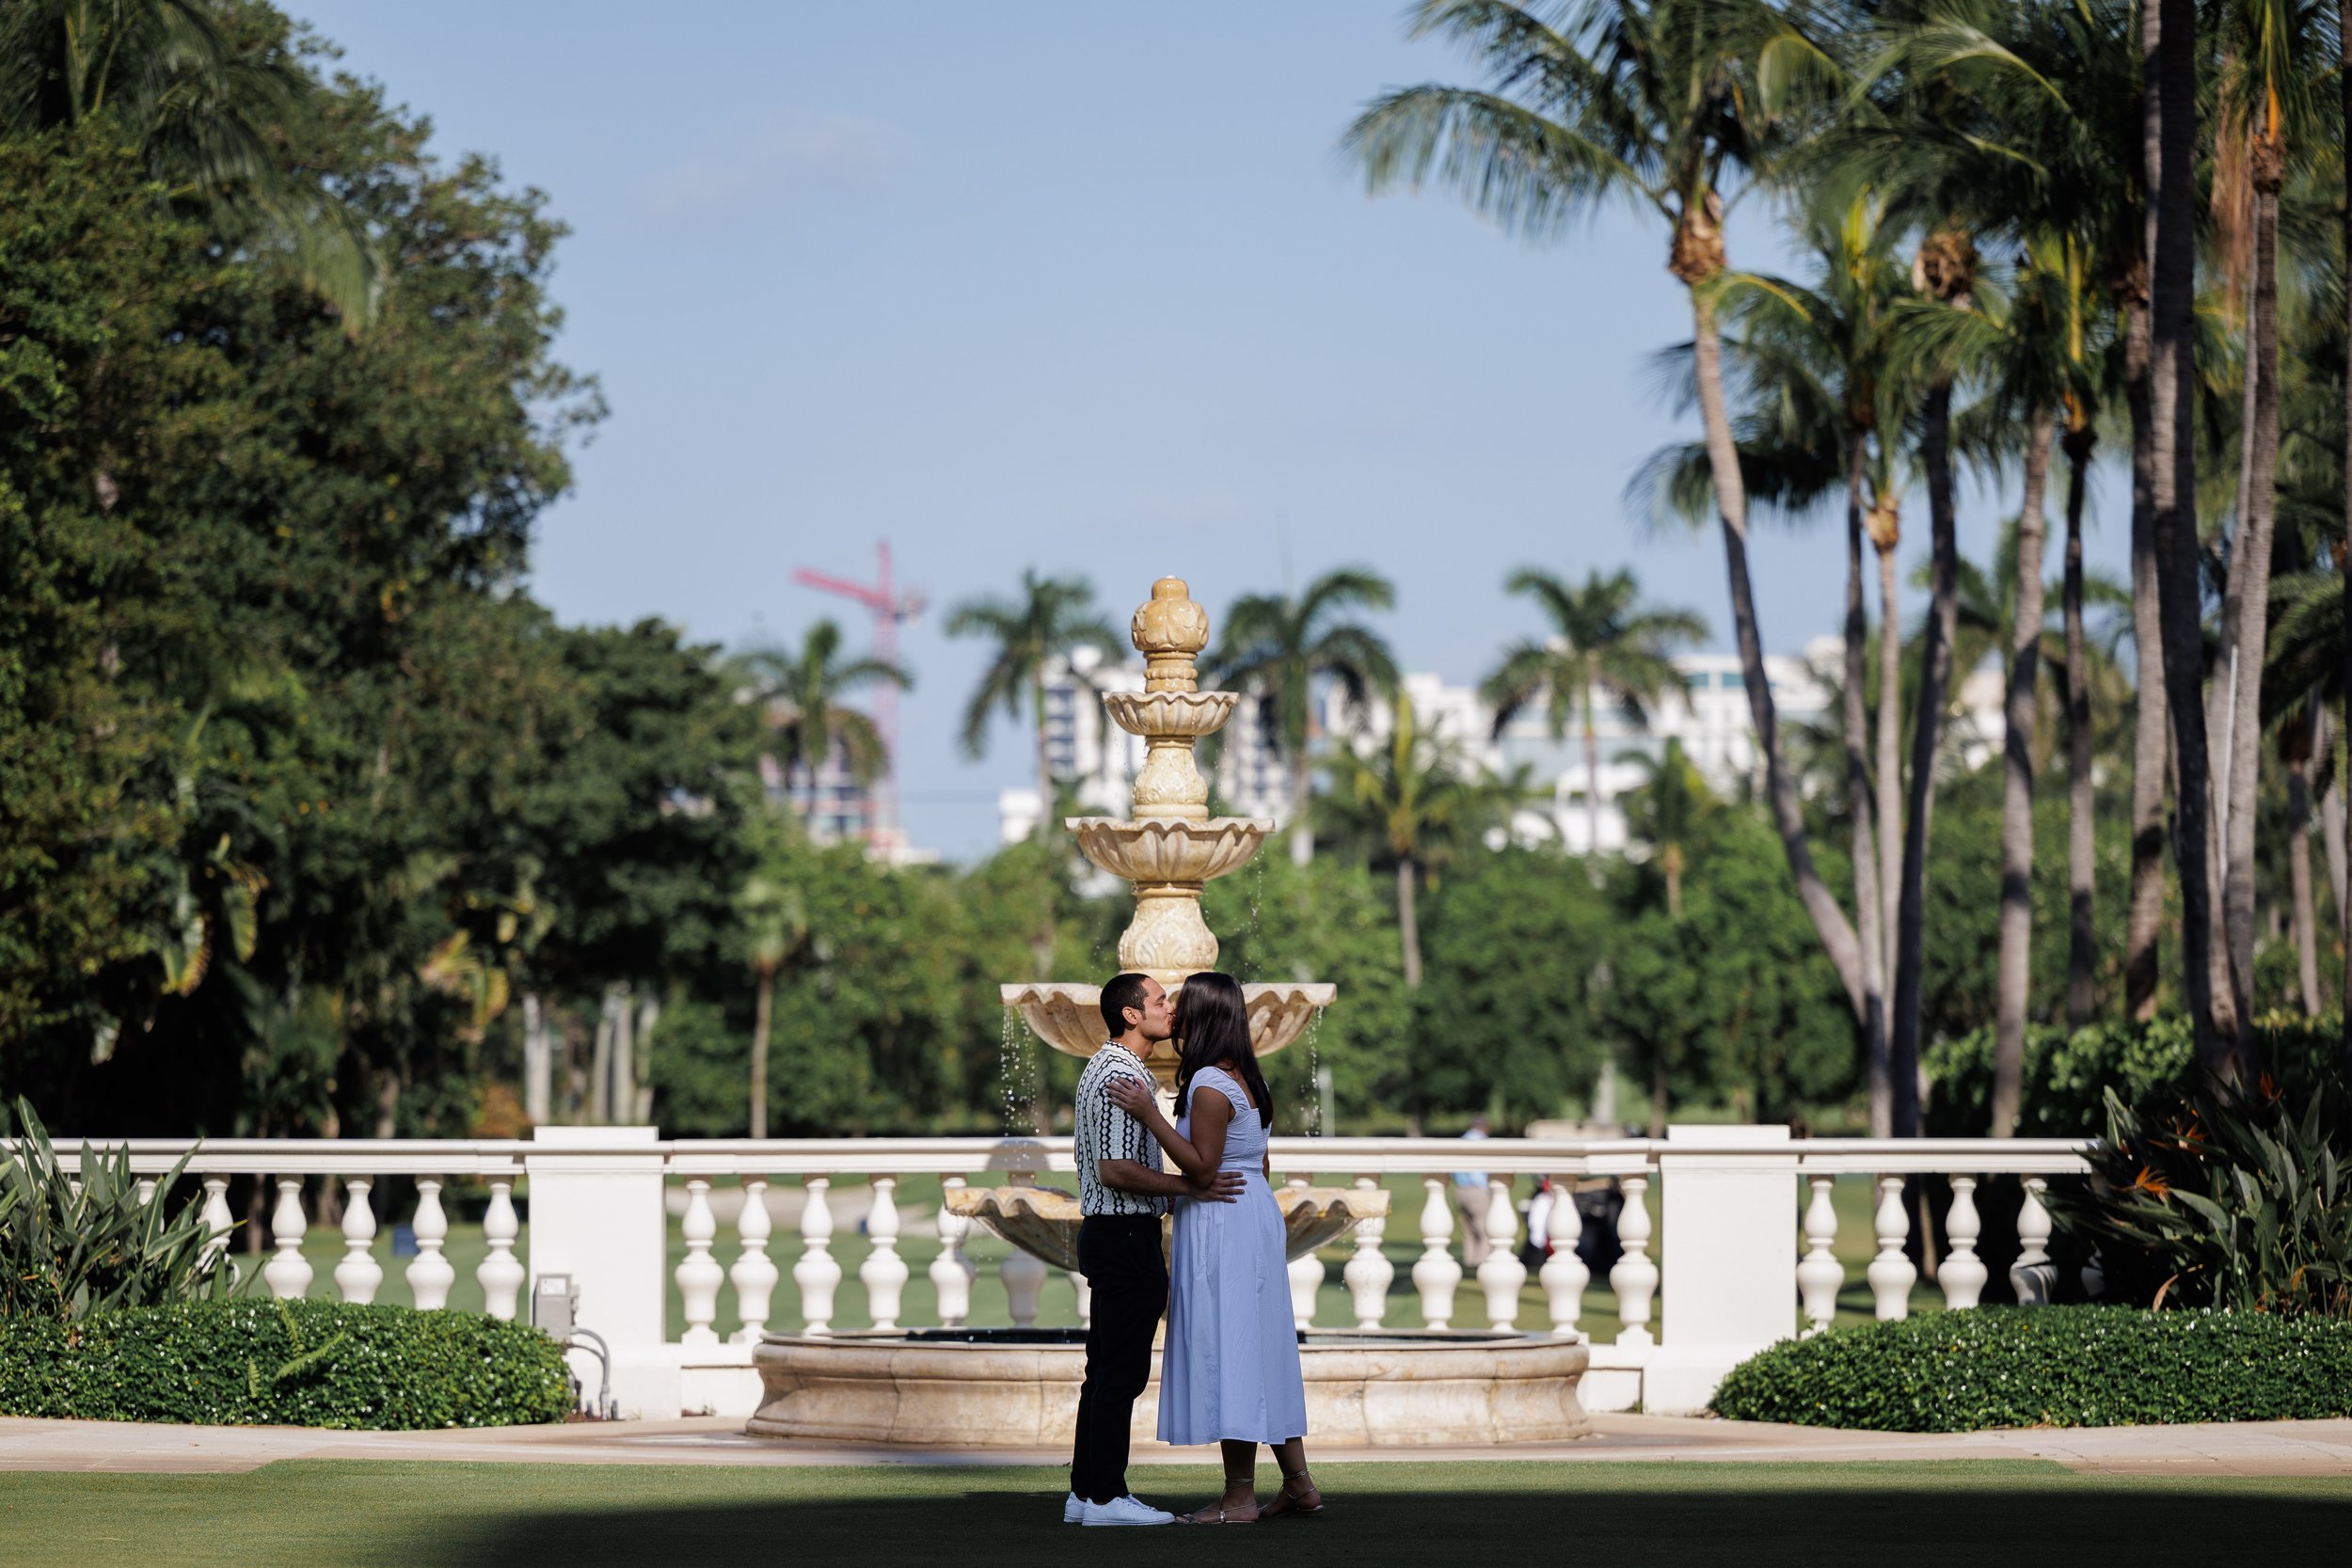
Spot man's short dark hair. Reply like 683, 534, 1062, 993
1100, 973, 1152, 1037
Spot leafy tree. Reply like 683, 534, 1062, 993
1479, 566, 1704, 856
1205, 567, 1398, 863
946, 571, 1120, 838
734, 619, 912, 813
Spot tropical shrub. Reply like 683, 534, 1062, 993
1711, 1307, 2352, 1431
0, 1099, 234, 1320
2055, 1073, 2352, 1316
0, 1298, 573, 1429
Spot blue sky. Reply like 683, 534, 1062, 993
293, 1, 2131, 859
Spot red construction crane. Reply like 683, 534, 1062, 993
793, 542, 925, 846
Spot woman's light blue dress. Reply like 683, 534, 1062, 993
1157, 1066, 1309, 1446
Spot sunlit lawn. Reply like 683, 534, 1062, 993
253, 1170, 1947, 1339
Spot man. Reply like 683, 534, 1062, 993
1453, 1114, 1492, 1269
1065, 972, 1245, 1528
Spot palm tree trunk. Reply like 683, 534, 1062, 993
1032, 677, 1054, 841
2123, 294, 2169, 1020
1846, 438, 1892, 1139
1891, 370, 1963, 1140
1584, 685, 1602, 856
2290, 729, 2322, 1014
2063, 431, 2098, 1027
1689, 288, 1869, 1021
2343, 0, 2352, 1068
2321, 709, 2349, 933
2151, 0, 2241, 1074
1877, 532, 1903, 989
1397, 857, 1422, 990
1994, 415, 2055, 1137
2211, 150, 2282, 1019
749, 967, 775, 1139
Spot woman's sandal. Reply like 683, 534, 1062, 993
1178, 1483, 1261, 1525
1259, 1470, 1325, 1520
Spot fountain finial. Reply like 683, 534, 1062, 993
1132, 577, 1208, 694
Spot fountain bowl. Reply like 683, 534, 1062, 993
943, 1182, 1390, 1271
1002, 980, 1336, 1086
1066, 816, 1272, 885
749, 1329, 1590, 1448
1101, 690, 1236, 739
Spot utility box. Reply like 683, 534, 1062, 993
532, 1272, 577, 1338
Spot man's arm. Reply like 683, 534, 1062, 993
1100, 1160, 1245, 1201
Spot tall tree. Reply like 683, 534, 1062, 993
733, 619, 911, 829
1346, 0, 1874, 1029
1478, 567, 1706, 856
1616, 736, 1715, 919
946, 571, 1121, 839
1205, 567, 1398, 863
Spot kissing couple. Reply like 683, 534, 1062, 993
1063, 969, 1325, 1527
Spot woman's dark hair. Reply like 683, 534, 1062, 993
1170, 972, 1272, 1130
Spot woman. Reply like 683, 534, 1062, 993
1104, 971, 1321, 1523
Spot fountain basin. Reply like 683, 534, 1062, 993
943, 1182, 1390, 1270
1002, 980, 1336, 1085
747, 1329, 1591, 1448
1067, 816, 1272, 885
1102, 689, 1236, 739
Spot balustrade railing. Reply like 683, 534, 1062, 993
27, 1129, 2093, 1416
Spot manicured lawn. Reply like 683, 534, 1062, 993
1, 1459, 2344, 1567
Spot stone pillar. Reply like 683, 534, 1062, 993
527, 1126, 671, 1415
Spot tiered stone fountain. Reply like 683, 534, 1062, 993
747, 576, 1588, 1449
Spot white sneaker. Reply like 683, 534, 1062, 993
1082, 1496, 1174, 1527
1063, 1493, 1084, 1524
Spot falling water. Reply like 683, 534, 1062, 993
1247, 859, 1264, 950
1299, 1013, 1326, 1136
999, 1007, 1029, 1133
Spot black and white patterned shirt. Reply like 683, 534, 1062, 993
1074, 1042, 1167, 1217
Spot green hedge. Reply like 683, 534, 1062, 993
1711, 1307, 2352, 1432
0, 1299, 573, 1429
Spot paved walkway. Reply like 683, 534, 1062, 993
5, 1413, 2349, 1478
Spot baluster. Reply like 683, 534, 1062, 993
930, 1176, 977, 1328
478, 1180, 524, 1320
199, 1177, 236, 1282
794, 1177, 841, 1335
859, 1176, 909, 1331
1411, 1176, 1462, 1329
1343, 1174, 1393, 1329
263, 1178, 312, 1300
1795, 1174, 1842, 1336
334, 1178, 381, 1304
1939, 1176, 1987, 1309
136, 1177, 157, 1206
677, 1179, 723, 1345
1069, 1270, 1092, 1329
731, 1179, 778, 1341
2010, 1176, 2055, 1305
1000, 1247, 1047, 1328
1609, 1173, 1657, 1347
407, 1180, 454, 1310
1866, 1175, 1916, 1320
1285, 1175, 1324, 1330
1538, 1178, 1588, 1339
1477, 1177, 1526, 1330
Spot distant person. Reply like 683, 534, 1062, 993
1065, 973, 1244, 1528
1454, 1115, 1493, 1268
1109, 972, 1323, 1523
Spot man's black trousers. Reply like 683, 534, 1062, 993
1069, 1214, 1167, 1505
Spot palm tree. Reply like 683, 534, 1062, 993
1479, 567, 1705, 860
736, 831, 808, 1141
2340, 0, 2352, 1056
1205, 568, 1398, 863
0, 0, 378, 324
1616, 737, 1714, 919
1346, 0, 1875, 1030
735, 621, 912, 830
946, 572, 1122, 840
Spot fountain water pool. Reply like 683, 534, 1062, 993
747, 576, 1590, 1448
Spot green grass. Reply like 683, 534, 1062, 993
243, 1171, 1939, 1340
1, 1459, 2345, 1567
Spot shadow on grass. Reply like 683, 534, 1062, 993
383, 1465, 2352, 1568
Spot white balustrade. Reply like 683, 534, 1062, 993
794, 1176, 841, 1336
407, 1180, 454, 1309
1284, 1175, 1324, 1329
1411, 1177, 1463, 1329
1343, 1173, 1393, 1329
1477, 1178, 1526, 1330
2011, 1175, 2055, 1304
136, 1177, 156, 1206
478, 1180, 523, 1320
1537, 1179, 1588, 1339
676, 1179, 723, 1345
860, 1176, 909, 1331
199, 1177, 234, 1281
1866, 1175, 1917, 1320
930, 1176, 977, 1327
1795, 1175, 1841, 1336
1068, 1269, 1092, 1327
1000, 1245, 1048, 1327
263, 1178, 311, 1300
334, 1178, 381, 1304
1939, 1176, 1987, 1309
731, 1179, 777, 1341
1609, 1173, 1657, 1346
